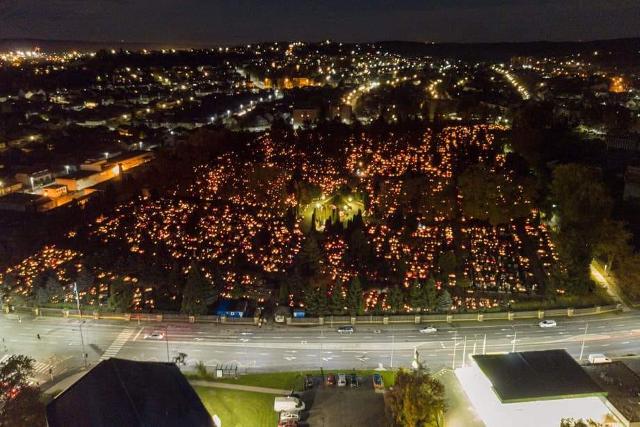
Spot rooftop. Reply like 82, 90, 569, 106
46, 358, 214, 427
584, 361, 640, 422
472, 350, 605, 403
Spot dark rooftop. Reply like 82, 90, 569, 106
584, 361, 640, 422
46, 358, 214, 427
472, 350, 605, 403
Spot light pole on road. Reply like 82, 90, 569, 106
73, 282, 87, 369
579, 322, 589, 361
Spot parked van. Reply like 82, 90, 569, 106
588, 353, 612, 364
274, 396, 305, 412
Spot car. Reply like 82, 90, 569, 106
349, 373, 359, 388
279, 412, 300, 422
337, 325, 354, 334
326, 374, 336, 386
143, 331, 165, 340
372, 329, 382, 334
372, 373, 384, 390
538, 320, 557, 328
277, 420, 298, 427
337, 373, 347, 387
303, 375, 314, 390
419, 326, 437, 334
588, 353, 612, 364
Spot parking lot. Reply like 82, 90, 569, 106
301, 375, 386, 427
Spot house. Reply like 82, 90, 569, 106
456, 350, 619, 427
46, 358, 214, 427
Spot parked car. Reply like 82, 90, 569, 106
337, 325, 354, 334
279, 412, 300, 422
419, 326, 437, 334
303, 375, 314, 390
326, 374, 336, 386
538, 320, 557, 328
337, 373, 347, 387
143, 331, 165, 340
274, 396, 305, 412
588, 353, 612, 364
277, 420, 298, 427
349, 373, 359, 388
373, 373, 384, 390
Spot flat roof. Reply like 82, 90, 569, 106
472, 350, 605, 403
584, 361, 640, 422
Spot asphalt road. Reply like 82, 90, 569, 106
2, 311, 640, 382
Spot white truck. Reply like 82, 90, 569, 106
588, 353, 612, 364
274, 396, 305, 413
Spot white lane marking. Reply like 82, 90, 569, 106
133, 328, 143, 342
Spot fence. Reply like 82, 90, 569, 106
3, 303, 622, 326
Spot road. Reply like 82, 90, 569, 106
2, 311, 640, 382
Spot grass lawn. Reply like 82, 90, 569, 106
194, 386, 279, 427
189, 369, 397, 390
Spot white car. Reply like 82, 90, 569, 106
538, 320, 557, 328
337, 325, 354, 334
337, 373, 347, 387
419, 326, 437, 334
143, 331, 165, 340
279, 412, 300, 422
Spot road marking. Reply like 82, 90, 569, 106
133, 328, 143, 342
100, 328, 134, 361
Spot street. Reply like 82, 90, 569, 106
2, 311, 640, 383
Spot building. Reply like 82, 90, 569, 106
584, 361, 640, 427
15, 169, 54, 190
214, 299, 249, 318
46, 358, 214, 427
0, 179, 22, 197
456, 350, 619, 427
292, 108, 320, 128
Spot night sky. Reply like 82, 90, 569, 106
0, 0, 638, 45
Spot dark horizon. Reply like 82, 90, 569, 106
1, 0, 639, 46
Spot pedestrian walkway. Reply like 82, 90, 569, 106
100, 328, 134, 361
189, 379, 289, 395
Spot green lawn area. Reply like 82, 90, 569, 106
194, 387, 279, 427
189, 369, 397, 390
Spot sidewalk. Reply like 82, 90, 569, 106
189, 380, 289, 395
590, 261, 631, 311
43, 370, 89, 396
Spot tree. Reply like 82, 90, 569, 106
437, 251, 457, 278
436, 290, 452, 313
593, 219, 632, 272
0, 355, 45, 427
458, 164, 534, 226
328, 284, 345, 315
384, 368, 445, 427
180, 263, 209, 315
409, 280, 422, 312
346, 276, 363, 315
560, 418, 604, 427
108, 277, 133, 313
296, 234, 323, 278
388, 286, 404, 314
421, 279, 438, 312
551, 164, 613, 292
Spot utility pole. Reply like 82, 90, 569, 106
511, 326, 517, 353
483, 333, 487, 355
579, 322, 589, 361
73, 282, 87, 369
390, 335, 395, 368
165, 325, 170, 362
462, 336, 467, 368
452, 331, 458, 369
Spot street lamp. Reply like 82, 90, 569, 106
73, 282, 88, 369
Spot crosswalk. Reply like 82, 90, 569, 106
0, 354, 54, 375
100, 329, 134, 361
